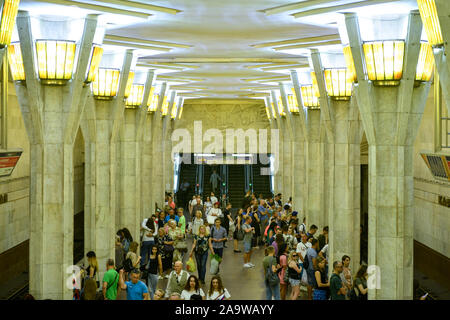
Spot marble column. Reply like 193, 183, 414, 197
15, 12, 97, 299
305, 108, 325, 229
346, 11, 431, 299
151, 83, 167, 210
329, 99, 361, 273
271, 91, 284, 195
119, 72, 154, 240
290, 71, 310, 215
80, 54, 139, 276
141, 110, 154, 221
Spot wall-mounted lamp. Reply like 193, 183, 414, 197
417, 0, 443, 47
301, 85, 320, 109
125, 84, 144, 108
7, 41, 24, 81
85, 44, 103, 83
124, 71, 135, 99
0, 0, 20, 47
91, 67, 120, 99
324, 68, 354, 100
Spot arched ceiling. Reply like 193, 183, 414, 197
19, 0, 418, 100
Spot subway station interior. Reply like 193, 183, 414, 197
0, 0, 449, 300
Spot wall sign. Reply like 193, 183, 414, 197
0, 149, 23, 177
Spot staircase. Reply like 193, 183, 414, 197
252, 163, 272, 199
202, 164, 218, 199
177, 162, 197, 210
227, 165, 246, 208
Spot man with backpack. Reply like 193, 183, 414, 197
102, 259, 119, 300
263, 246, 281, 300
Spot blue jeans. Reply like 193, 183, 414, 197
140, 241, 154, 267
265, 281, 280, 300
147, 273, 158, 300
213, 247, 223, 258
195, 251, 209, 282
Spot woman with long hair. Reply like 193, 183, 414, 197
271, 233, 285, 256
353, 264, 368, 300
313, 256, 329, 300
204, 196, 213, 216
126, 241, 141, 269
121, 228, 133, 253
84, 251, 99, 289
277, 243, 289, 300
287, 251, 303, 300
181, 275, 205, 300
156, 227, 174, 279
189, 225, 213, 285
207, 276, 231, 300
233, 208, 244, 253
146, 245, 163, 299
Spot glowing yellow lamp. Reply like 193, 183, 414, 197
125, 84, 145, 108
324, 68, 354, 100
148, 94, 159, 112
289, 88, 300, 113
7, 42, 25, 81
124, 71, 135, 99
0, 0, 20, 46
270, 102, 277, 119
85, 45, 103, 83
35, 40, 77, 85
91, 68, 120, 99
343, 46, 357, 83
415, 42, 434, 83
311, 72, 320, 97
170, 101, 178, 119
301, 85, 320, 108
277, 96, 286, 116
161, 95, 169, 116
363, 40, 405, 86
417, 0, 443, 47
265, 105, 271, 120
178, 104, 183, 119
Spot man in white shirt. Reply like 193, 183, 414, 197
165, 261, 190, 298
140, 216, 158, 268
296, 233, 312, 263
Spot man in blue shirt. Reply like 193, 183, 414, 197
305, 238, 319, 300
119, 269, 149, 300
209, 218, 228, 259
164, 208, 180, 225
257, 200, 269, 245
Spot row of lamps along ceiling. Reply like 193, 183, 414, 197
0, 0, 444, 121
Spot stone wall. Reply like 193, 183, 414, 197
0, 82, 30, 253
413, 89, 450, 258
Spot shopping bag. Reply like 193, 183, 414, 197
229, 221, 236, 234
186, 257, 197, 273
209, 254, 222, 275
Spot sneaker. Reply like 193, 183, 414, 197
248, 262, 255, 267
234, 250, 242, 253
164, 274, 169, 279
243, 263, 251, 268
158, 275, 163, 280
254, 246, 259, 249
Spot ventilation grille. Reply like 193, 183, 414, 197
421, 153, 450, 181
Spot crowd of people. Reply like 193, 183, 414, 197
74, 189, 371, 301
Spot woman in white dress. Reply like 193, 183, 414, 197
180, 275, 205, 300
207, 201, 223, 225
204, 196, 213, 217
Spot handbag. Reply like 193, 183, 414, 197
207, 214, 216, 225
266, 257, 280, 287
229, 221, 236, 233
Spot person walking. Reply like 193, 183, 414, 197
305, 238, 319, 300
165, 261, 190, 298
341, 255, 353, 299
209, 218, 227, 259
146, 245, 163, 300
263, 245, 281, 300
353, 264, 368, 300
189, 225, 214, 285
181, 275, 206, 300
102, 259, 119, 300
277, 243, 289, 300
207, 276, 231, 300
140, 215, 157, 268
